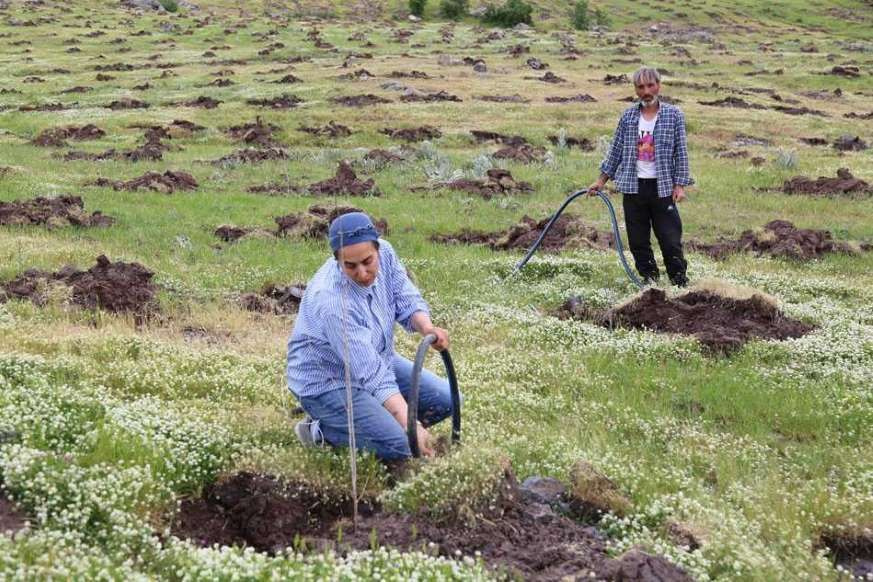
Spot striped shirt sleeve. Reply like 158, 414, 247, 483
599, 111, 628, 179
384, 242, 430, 332
672, 109, 693, 186
317, 301, 400, 403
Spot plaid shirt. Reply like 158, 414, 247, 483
286, 239, 429, 403
599, 102, 693, 198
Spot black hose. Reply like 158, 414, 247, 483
512, 189, 644, 289
407, 334, 462, 458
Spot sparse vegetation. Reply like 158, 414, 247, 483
481, 0, 534, 27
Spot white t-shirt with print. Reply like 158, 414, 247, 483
636, 114, 657, 179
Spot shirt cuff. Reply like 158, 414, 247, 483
373, 385, 401, 404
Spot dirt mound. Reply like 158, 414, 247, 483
545, 94, 598, 103
689, 220, 860, 260
0, 492, 27, 535
526, 71, 565, 83
433, 214, 614, 251
494, 144, 548, 164
782, 168, 871, 196
476, 94, 531, 103
596, 288, 813, 353
699, 96, 766, 109
19, 102, 72, 112
389, 70, 430, 79
171, 472, 350, 553
827, 65, 861, 78
275, 204, 389, 239
106, 98, 150, 110
362, 149, 406, 166
833, 135, 868, 151
93, 171, 198, 193
548, 135, 594, 150
308, 161, 378, 197
32, 124, 105, 147
212, 147, 289, 166
818, 528, 873, 580
226, 118, 282, 148
245, 94, 302, 109
400, 90, 461, 103
380, 126, 441, 142
603, 73, 629, 85
246, 182, 305, 196
178, 96, 221, 109
439, 169, 533, 199
273, 74, 302, 84
213, 225, 275, 243
1, 255, 158, 316
331, 94, 392, 107
0, 196, 113, 228
471, 130, 529, 147
60, 85, 92, 94
240, 283, 307, 315
298, 121, 352, 138
172, 470, 692, 581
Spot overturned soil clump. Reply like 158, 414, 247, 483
298, 121, 352, 139
689, 220, 861, 261
93, 171, 198, 193
439, 168, 533, 199
225, 118, 282, 148
308, 161, 378, 196
782, 168, 871, 197
0, 196, 113, 228
331, 94, 391, 107
818, 528, 873, 580
239, 283, 307, 315
32, 124, 105, 147
1, 255, 158, 316
381, 126, 441, 142
433, 214, 615, 252
0, 492, 27, 535
274, 204, 389, 239
212, 147, 289, 166
173, 470, 693, 581
494, 144, 548, 164
246, 94, 302, 109
558, 288, 813, 353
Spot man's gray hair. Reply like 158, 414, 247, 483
632, 66, 661, 86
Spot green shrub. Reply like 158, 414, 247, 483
572, 0, 590, 30
481, 0, 533, 27
159, 0, 178, 12
593, 6, 611, 27
409, 0, 427, 17
439, 0, 468, 20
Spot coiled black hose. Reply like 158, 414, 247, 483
407, 334, 461, 458
512, 189, 644, 289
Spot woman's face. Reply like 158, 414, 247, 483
337, 241, 379, 287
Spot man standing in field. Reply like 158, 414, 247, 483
588, 66, 693, 287
286, 212, 455, 461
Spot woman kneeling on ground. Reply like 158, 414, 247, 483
286, 211, 456, 460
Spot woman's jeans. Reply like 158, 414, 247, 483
298, 354, 456, 461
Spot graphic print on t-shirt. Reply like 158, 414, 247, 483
636, 114, 657, 179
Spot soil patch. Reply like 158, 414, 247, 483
688, 220, 861, 260
212, 148, 289, 166
1, 255, 158, 316
433, 214, 614, 251
106, 98, 150, 110
545, 94, 597, 103
833, 135, 868, 152
92, 170, 198, 193
818, 528, 873, 580
19, 102, 74, 112
699, 96, 766, 109
213, 225, 275, 243
362, 148, 407, 167
274, 204, 389, 240
240, 284, 307, 315
439, 169, 533, 199
32, 124, 105, 147
246, 182, 306, 196
548, 135, 594, 151
173, 470, 692, 581
298, 121, 352, 138
400, 90, 461, 103
178, 96, 221, 109
494, 144, 548, 164
476, 94, 531, 103
526, 71, 565, 83
245, 94, 302, 109
558, 288, 813, 353
380, 126, 441, 142
471, 130, 529, 147
0, 196, 113, 228
331, 94, 391, 107
389, 70, 430, 79
782, 168, 871, 197
0, 492, 27, 535
273, 74, 302, 84
226, 118, 282, 148
308, 161, 378, 197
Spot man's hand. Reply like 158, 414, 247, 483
416, 422, 435, 457
672, 185, 687, 203
421, 325, 449, 351
587, 178, 605, 197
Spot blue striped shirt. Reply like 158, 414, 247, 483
599, 102, 694, 198
286, 239, 429, 403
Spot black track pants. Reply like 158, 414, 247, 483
622, 179, 688, 286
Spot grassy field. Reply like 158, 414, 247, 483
1, 0, 872, 579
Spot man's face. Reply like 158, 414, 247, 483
337, 241, 379, 287
635, 78, 660, 106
